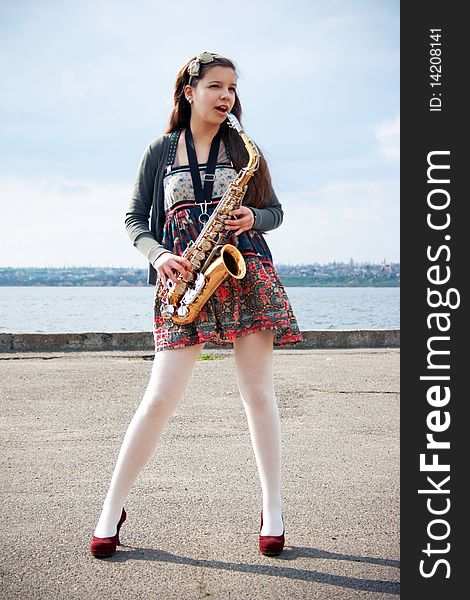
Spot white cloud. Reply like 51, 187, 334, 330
0, 176, 138, 268
375, 115, 400, 161
0, 175, 399, 268
266, 179, 400, 264
0, 1, 399, 268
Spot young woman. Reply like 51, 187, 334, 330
90, 51, 302, 558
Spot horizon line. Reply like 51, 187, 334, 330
1, 261, 401, 269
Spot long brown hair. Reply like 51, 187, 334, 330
164, 54, 274, 209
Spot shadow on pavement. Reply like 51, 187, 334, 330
93, 544, 400, 595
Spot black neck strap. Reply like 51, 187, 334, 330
185, 127, 221, 203
223, 129, 234, 166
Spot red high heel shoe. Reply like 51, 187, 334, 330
258, 510, 285, 556
90, 508, 127, 558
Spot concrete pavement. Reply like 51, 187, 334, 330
0, 347, 399, 599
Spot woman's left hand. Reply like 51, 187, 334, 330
225, 207, 255, 236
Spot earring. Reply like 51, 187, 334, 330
186, 97, 192, 104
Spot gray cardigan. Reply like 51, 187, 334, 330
125, 132, 284, 285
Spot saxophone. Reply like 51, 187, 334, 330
156, 112, 260, 325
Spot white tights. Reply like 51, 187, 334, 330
93, 330, 284, 538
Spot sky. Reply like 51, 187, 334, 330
0, 0, 399, 268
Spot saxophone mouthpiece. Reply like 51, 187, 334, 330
226, 112, 243, 134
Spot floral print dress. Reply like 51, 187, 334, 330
152, 136, 303, 352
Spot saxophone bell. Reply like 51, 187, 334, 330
219, 244, 246, 280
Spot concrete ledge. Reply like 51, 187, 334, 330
0, 329, 399, 353
295, 329, 400, 349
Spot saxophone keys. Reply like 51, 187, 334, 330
194, 272, 205, 291
175, 282, 187, 294
161, 303, 175, 318
177, 305, 189, 318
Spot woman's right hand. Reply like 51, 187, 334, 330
154, 252, 193, 288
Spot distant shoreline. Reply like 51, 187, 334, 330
0, 282, 400, 288
0, 263, 400, 288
